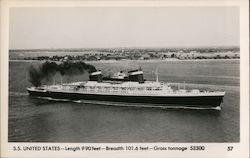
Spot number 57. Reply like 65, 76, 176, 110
227, 146, 233, 151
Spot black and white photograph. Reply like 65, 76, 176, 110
1, 0, 249, 157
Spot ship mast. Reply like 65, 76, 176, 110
155, 66, 159, 83
60, 76, 63, 84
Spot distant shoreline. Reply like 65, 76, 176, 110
9, 58, 240, 63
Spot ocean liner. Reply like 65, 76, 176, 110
27, 68, 225, 110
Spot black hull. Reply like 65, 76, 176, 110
27, 90, 224, 109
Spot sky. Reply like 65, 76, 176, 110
9, 7, 239, 49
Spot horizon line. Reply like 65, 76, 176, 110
9, 46, 240, 51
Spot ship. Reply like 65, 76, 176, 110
27, 68, 225, 110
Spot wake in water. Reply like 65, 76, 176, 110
9, 92, 29, 96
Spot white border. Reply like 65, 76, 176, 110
1, 0, 249, 158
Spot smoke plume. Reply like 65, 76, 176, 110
29, 61, 97, 87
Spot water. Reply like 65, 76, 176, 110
8, 60, 239, 142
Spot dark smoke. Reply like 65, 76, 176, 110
28, 66, 42, 87
29, 61, 97, 87
58, 61, 96, 76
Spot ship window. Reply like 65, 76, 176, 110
138, 87, 144, 91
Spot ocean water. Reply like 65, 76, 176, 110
8, 60, 239, 142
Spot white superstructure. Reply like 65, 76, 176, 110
28, 80, 225, 97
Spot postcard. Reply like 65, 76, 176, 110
1, 0, 249, 157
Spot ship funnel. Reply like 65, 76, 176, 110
89, 71, 103, 82
128, 68, 144, 83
